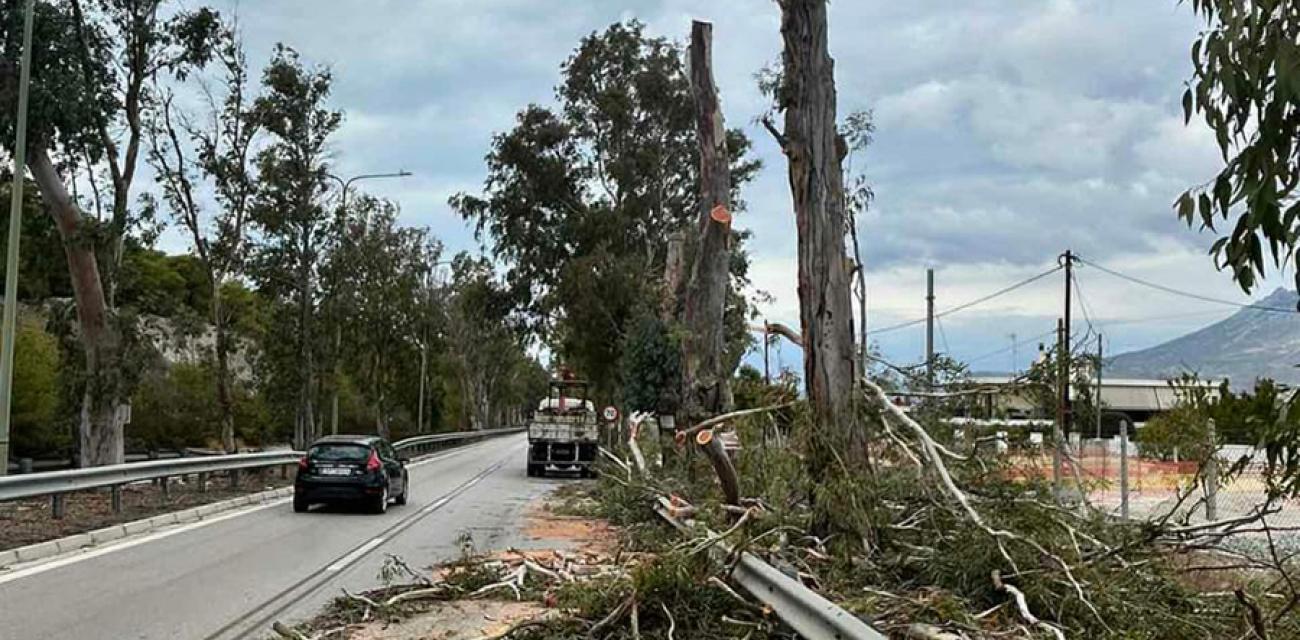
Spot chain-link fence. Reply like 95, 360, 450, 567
953, 418, 1300, 528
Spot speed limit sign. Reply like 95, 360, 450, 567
602, 406, 620, 422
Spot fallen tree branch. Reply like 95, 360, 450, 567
675, 401, 796, 444
992, 570, 1065, 640
271, 622, 308, 640
864, 376, 1107, 628
627, 411, 651, 474
379, 587, 447, 608
1236, 589, 1269, 639
467, 617, 557, 640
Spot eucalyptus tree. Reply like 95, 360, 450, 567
451, 20, 759, 401
148, 24, 259, 452
247, 44, 340, 448
0, 0, 223, 465
335, 197, 439, 439
1179, 0, 1300, 299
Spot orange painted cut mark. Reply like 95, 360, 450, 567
710, 204, 732, 225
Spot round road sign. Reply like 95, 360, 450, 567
602, 406, 620, 422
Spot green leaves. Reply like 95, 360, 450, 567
450, 20, 760, 397
1179, 0, 1300, 293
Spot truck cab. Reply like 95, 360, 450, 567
527, 379, 600, 477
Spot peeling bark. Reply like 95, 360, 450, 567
777, 0, 862, 471
29, 147, 125, 466
681, 20, 734, 424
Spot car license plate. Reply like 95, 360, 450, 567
319, 467, 351, 476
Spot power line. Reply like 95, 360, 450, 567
868, 265, 1064, 335
1075, 256, 1295, 314
1071, 271, 1104, 339
965, 328, 1056, 365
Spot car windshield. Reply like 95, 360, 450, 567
308, 444, 370, 462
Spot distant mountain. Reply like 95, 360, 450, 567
1107, 288, 1300, 387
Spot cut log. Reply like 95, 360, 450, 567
696, 429, 740, 506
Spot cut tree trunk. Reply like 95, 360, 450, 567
778, 0, 862, 469
681, 20, 734, 424
28, 147, 126, 466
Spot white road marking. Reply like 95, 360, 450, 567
325, 537, 386, 572
0, 499, 288, 586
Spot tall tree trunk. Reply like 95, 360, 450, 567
28, 148, 126, 466
681, 20, 735, 424
297, 240, 315, 448
212, 285, 236, 452
778, 0, 861, 474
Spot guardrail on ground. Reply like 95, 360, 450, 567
654, 503, 885, 640
0, 427, 524, 518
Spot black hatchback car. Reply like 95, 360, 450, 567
294, 435, 409, 514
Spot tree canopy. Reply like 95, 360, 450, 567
1180, 0, 1300, 299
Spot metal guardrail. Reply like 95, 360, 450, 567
0, 427, 526, 511
393, 427, 525, 455
655, 504, 885, 640
0, 451, 301, 504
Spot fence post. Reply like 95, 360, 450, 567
111, 485, 122, 513
1205, 418, 1218, 522
1119, 418, 1129, 520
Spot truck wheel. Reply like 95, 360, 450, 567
528, 464, 543, 477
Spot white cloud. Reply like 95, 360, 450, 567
188, 0, 1269, 371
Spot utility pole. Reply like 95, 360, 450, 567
0, 0, 37, 475
1095, 333, 1103, 440
1053, 318, 1065, 496
925, 268, 935, 388
1060, 249, 1073, 441
763, 325, 771, 384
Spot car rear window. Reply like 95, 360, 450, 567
309, 444, 371, 461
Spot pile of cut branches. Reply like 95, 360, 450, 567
586, 382, 1300, 639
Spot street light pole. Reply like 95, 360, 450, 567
323, 170, 410, 436
0, 0, 38, 475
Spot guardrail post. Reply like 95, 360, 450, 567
198, 472, 209, 493
280, 464, 289, 479
111, 485, 122, 513
160, 475, 170, 500
18, 457, 31, 474
229, 468, 239, 489
51, 493, 65, 519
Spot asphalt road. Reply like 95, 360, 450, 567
0, 434, 563, 640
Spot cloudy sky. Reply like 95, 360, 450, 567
188, 0, 1290, 374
